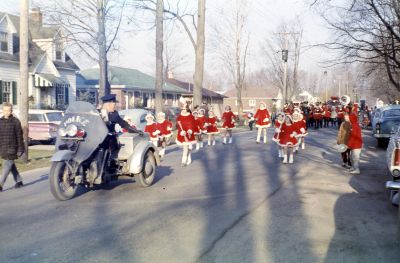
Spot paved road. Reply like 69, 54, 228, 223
0, 128, 399, 263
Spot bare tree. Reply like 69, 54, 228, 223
211, 0, 249, 123
154, 0, 164, 114
313, 0, 400, 92
39, 0, 127, 98
136, 0, 206, 107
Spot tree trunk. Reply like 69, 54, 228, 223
155, 0, 164, 115
97, 0, 110, 99
19, 0, 29, 163
193, 0, 206, 107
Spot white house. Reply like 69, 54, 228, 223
0, 8, 79, 109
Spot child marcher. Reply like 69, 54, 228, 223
277, 115, 299, 164
337, 113, 352, 168
273, 112, 285, 158
206, 110, 219, 146
176, 105, 197, 167
221, 105, 236, 144
254, 102, 271, 144
156, 112, 173, 158
144, 114, 160, 147
194, 109, 207, 150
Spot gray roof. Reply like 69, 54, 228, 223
0, 12, 79, 71
79, 66, 190, 94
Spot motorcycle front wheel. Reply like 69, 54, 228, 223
49, 161, 79, 201
135, 151, 156, 187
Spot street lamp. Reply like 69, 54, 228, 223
282, 49, 288, 104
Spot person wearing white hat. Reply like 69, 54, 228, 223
254, 102, 271, 144
156, 112, 173, 158
144, 113, 160, 147
206, 110, 219, 146
276, 115, 300, 164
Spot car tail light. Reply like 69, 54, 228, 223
394, 149, 400, 166
76, 129, 86, 138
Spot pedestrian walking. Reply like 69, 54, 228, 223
254, 102, 271, 144
272, 112, 285, 158
347, 105, 363, 175
176, 105, 196, 167
156, 112, 173, 159
337, 113, 352, 168
276, 115, 299, 164
0, 102, 25, 192
144, 113, 160, 147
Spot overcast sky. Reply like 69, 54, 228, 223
0, 0, 332, 81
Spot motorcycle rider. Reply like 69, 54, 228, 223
99, 94, 143, 162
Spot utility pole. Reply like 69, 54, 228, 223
324, 71, 328, 102
275, 32, 299, 104
20, 0, 29, 163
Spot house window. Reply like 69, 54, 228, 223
0, 32, 8, 52
249, 99, 256, 107
56, 86, 65, 105
55, 41, 63, 61
2, 81, 11, 103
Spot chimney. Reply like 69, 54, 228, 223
30, 7, 42, 26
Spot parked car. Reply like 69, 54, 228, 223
386, 130, 400, 206
117, 109, 153, 132
0, 109, 64, 143
371, 105, 400, 146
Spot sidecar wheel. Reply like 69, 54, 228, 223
135, 151, 156, 187
49, 161, 78, 201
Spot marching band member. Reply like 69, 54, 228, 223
144, 114, 160, 147
273, 112, 285, 158
254, 102, 271, 144
156, 112, 173, 158
313, 103, 323, 129
195, 109, 207, 150
176, 104, 197, 167
221, 105, 236, 144
206, 110, 219, 146
277, 115, 300, 164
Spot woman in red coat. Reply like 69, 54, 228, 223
156, 112, 173, 158
277, 115, 300, 164
176, 106, 197, 166
221, 105, 236, 144
254, 102, 271, 144
347, 110, 362, 174
206, 110, 219, 146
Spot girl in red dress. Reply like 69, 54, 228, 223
176, 106, 197, 166
194, 109, 207, 150
221, 105, 236, 144
254, 102, 271, 144
156, 112, 173, 158
277, 115, 300, 164
273, 112, 285, 158
206, 110, 219, 146
292, 110, 308, 152
144, 114, 160, 147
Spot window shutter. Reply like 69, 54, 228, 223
12, 81, 17, 105
55, 85, 59, 106
0, 80, 2, 103
65, 86, 69, 105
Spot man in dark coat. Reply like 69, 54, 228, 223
0, 102, 25, 191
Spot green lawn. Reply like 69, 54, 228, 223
0, 149, 53, 173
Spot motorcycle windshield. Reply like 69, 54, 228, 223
57, 101, 108, 164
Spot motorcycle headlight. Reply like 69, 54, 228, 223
66, 124, 78, 137
58, 128, 67, 137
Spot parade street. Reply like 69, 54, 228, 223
0, 128, 399, 263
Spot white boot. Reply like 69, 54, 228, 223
289, 154, 293, 164
196, 143, 200, 151
278, 149, 283, 158
228, 137, 232, 144
264, 137, 267, 144
186, 153, 192, 165
223, 137, 227, 144
212, 140, 216, 146
200, 141, 204, 148
301, 142, 305, 150
181, 154, 187, 166
283, 154, 288, 163
159, 148, 165, 158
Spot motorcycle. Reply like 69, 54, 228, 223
49, 101, 160, 201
